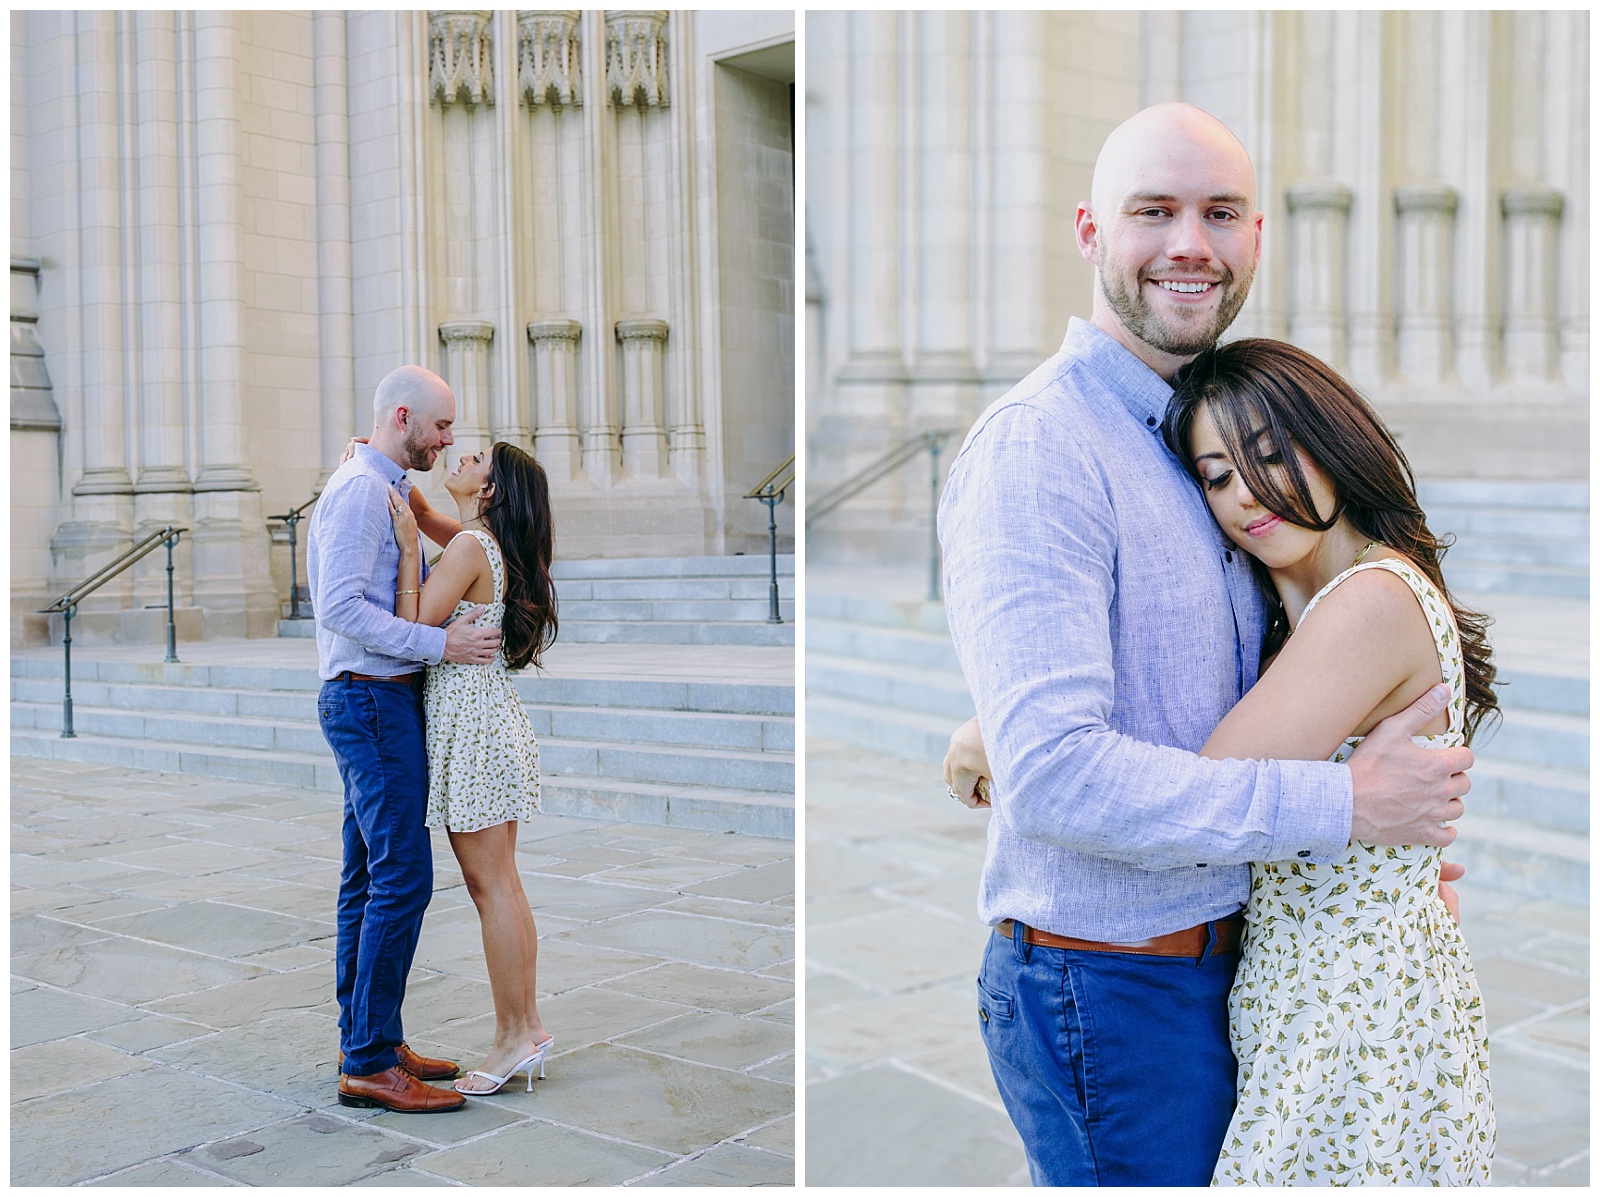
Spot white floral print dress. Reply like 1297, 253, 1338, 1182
1213, 558, 1494, 1186
423, 529, 542, 833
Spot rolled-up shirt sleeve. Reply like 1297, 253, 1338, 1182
312, 476, 447, 665
940, 400, 1352, 871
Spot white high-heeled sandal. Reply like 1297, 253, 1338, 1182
455, 1037, 554, 1095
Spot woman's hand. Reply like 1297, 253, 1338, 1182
943, 716, 993, 809
341, 436, 368, 466
388, 485, 418, 556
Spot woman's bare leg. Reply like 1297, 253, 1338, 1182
449, 822, 548, 1091
504, 822, 546, 1031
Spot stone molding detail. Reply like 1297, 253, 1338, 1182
430, 11, 495, 108
528, 319, 583, 477
1501, 186, 1565, 380
439, 319, 496, 347
439, 321, 495, 454
1285, 181, 1354, 368
616, 318, 669, 476
518, 11, 582, 107
1393, 184, 1459, 385
606, 11, 669, 108
10, 258, 60, 432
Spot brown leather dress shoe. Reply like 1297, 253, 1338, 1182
396, 1042, 460, 1080
338, 1043, 460, 1081
338, 1066, 466, 1113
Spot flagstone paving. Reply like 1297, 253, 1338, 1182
806, 736, 1589, 1188
11, 757, 793, 1187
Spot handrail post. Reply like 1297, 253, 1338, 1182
285, 510, 303, 619
163, 528, 180, 664
60, 603, 76, 739
763, 491, 782, 624
928, 437, 944, 602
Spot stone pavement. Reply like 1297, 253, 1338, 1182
11, 757, 793, 1186
805, 736, 1588, 1187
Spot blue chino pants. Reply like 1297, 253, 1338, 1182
318, 677, 433, 1077
977, 923, 1239, 1186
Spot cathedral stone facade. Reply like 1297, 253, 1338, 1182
806, 11, 1588, 563
11, 10, 795, 645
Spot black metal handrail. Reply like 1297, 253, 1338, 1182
806, 429, 955, 600
268, 494, 319, 620
37, 525, 188, 738
744, 454, 795, 624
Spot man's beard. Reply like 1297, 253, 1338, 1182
1101, 265, 1253, 357
400, 426, 437, 472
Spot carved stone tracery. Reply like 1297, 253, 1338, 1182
518, 11, 582, 107
606, 11, 669, 108
429, 11, 495, 108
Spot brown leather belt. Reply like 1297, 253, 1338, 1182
338, 671, 421, 686
996, 917, 1242, 958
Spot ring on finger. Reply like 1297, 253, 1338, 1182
946, 786, 964, 803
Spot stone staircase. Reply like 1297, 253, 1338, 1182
278, 554, 795, 646
12, 641, 794, 838
1421, 480, 1588, 601
807, 483, 1589, 904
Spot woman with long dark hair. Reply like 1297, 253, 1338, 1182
945, 340, 1496, 1183
388, 441, 560, 1095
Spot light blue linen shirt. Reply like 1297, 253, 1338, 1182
938, 319, 1354, 942
307, 443, 446, 680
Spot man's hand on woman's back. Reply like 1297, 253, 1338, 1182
1346, 684, 1472, 847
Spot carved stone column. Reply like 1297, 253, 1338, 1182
605, 10, 668, 108
187, 12, 274, 637
615, 318, 668, 478
69, 11, 133, 503
518, 10, 581, 107
132, 11, 190, 500
1393, 184, 1458, 385
1285, 182, 1353, 369
313, 11, 356, 483
528, 319, 582, 480
1501, 187, 1564, 382
429, 10, 494, 107
439, 321, 495, 462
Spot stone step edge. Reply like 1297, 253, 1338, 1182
1485, 707, 1589, 736
805, 651, 970, 690
9, 737, 792, 840
552, 555, 795, 577
9, 704, 795, 766
1453, 810, 1589, 865
9, 660, 794, 706
8, 681, 793, 727
1470, 754, 1589, 793
805, 690, 964, 734
8, 730, 792, 804
807, 616, 963, 646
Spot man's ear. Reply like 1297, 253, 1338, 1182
394, 405, 410, 430
1075, 202, 1100, 266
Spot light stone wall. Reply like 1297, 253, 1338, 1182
11, 10, 795, 646
806, 10, 1589, 565
713, 57, 796, 550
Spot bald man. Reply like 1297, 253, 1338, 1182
308, 365, 501, 1114
937, 105, 1471, 1184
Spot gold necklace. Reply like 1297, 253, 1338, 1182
1285, 542, 1383, 638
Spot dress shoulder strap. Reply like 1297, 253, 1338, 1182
1301, 558, 1465, 737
